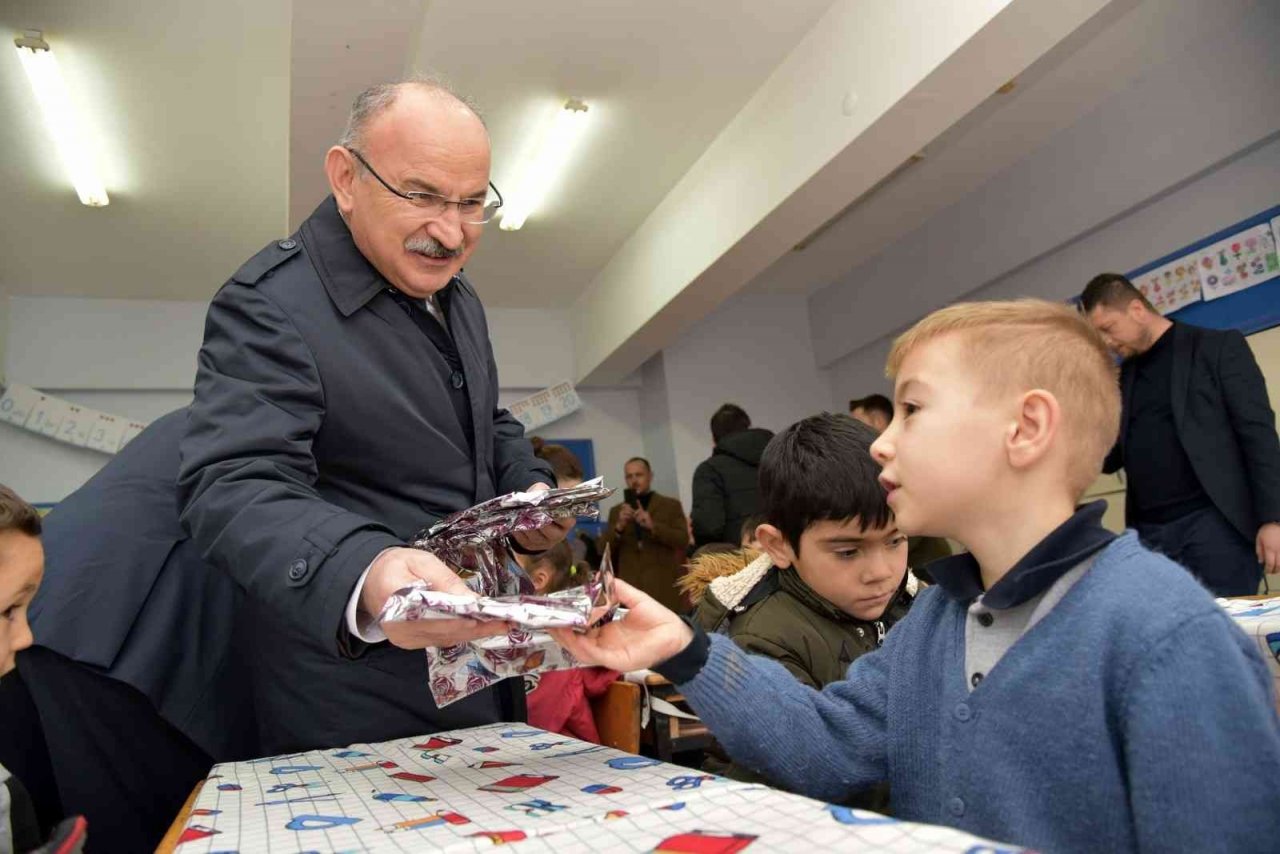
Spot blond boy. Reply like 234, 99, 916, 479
555, 300, 1280, 852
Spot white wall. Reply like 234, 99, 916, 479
657, 292, 832, 509
820, 0, 1280, 398
815, 0, 1280, 391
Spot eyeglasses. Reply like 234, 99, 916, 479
345, 147, 503, 225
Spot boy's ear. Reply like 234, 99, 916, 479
1006, 389, 1061, 472
755, 524, 796, 569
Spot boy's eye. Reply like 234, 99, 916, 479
835, 549, 861, 560
889, 535, 909, 548
1, 605, 16, 621
902, 403, 919, 416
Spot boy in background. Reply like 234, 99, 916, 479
554, 300, 1280, 852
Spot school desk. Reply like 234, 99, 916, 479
158, 722, 1025, 853
1222, 593, 1280, 714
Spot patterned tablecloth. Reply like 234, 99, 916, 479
1221, 596, 1280, 713
172, 723, 1025, 853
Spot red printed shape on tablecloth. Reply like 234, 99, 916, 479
389, 771, 437, 784
177, 825, 221, 844
582, 784, 622, 795
477, 773, 557, 793
414, 735, 463, 750
381, 811, 470, 833
473, 760, 519, 769
654, 831, 758, 854
470, 830, 528, 843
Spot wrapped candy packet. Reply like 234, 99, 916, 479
377, 478, 619, 706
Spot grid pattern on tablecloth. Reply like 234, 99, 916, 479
1221, 598, 1280, 713
174, 723, 1025, 853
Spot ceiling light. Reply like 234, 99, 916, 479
14, 30, 110, 207
499, 98, 590, 231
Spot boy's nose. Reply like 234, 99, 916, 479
12, 616, 34, 654
870, 432, 892, 464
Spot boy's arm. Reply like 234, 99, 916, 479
671, 632, 889, 802
551, 579, 889, 803
732, 631, 820, 689
1122, 609, 1280, 850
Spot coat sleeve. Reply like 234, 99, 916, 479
1121, 609, 1280, 850
649, 496, 691, 551
177, 284, 403, 658
1218, 330, 1280, 525
690, 460, 727, 546
484, 333, 555, 494
731, 632, 819, 689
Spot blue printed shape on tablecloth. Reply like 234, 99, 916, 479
582, 783, 623, 795
500, 728, 544, 738
667, 774, 716, 791
332, 750, 371, 758
826, 804, 899, 825
284, 815, 362, 831
255, 795, 341, 807
216, 783, 242, 791
1267, 631, 1280, 663
606, 755, 662, 770
506, 798, 568, 817
269, 765, 324, 775
372, 791, 435, 803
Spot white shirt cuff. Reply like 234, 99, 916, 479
345, 550, 394, 644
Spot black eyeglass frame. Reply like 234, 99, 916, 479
345, 146, 503, 224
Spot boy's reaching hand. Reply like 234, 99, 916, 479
549, 578, 693, 673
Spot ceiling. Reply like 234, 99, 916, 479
2, 0, 1161, 381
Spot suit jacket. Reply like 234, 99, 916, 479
598, 492, 690, 612
177, 196, 553, 753
27, 409, 257, 760
1104, 322, 1280, 541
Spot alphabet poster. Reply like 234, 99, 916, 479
1195, 223, 1280, 301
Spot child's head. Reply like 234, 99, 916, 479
0, 484, 44, 677
872, 299, 1120, 540
755, 414, 907, 621
739, 514, 765, 549
527, 541, 579, 595
530, 438, 585, 489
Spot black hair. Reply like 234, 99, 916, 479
1080, 273, 1152, 312
0, 484, 41, 538
848, 394, 893, 422
759, 413, 892, 556
625, 457, 651, 472
710, 403, 751, 443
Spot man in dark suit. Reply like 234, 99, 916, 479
1, 409, 257, 851
1082, 273, 1280, 595
178, 78, 565, 756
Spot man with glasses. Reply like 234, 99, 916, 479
178, 78, 567, 755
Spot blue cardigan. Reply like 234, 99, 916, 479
677, 533, 1280, 852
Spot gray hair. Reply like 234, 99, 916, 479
337, 73, 485, 151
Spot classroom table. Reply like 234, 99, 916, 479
158, 722, 1025, 853
1221, 593, 1280, 714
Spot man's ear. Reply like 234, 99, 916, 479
1006, 389, 1060, 472
325, 145, 358, 216
756, 523, 796, 569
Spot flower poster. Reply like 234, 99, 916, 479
1196, 223, 1280, 301
1136, 254, 1201, 314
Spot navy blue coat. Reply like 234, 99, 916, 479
177, 196, 552, 753
28, 409, 257, 760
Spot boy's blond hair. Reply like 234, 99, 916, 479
886, 299, 1120, 499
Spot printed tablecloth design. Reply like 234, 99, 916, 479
174, 723, 1026, 853
1221, 597, 1280, 714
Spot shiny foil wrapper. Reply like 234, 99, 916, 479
377, 478, 618, 707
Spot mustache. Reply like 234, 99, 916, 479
404, 235, 463, 259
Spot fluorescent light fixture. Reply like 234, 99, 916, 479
499, 98, 590, 231
14, 30, 110, 207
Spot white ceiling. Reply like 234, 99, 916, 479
2, 0, 1157, 379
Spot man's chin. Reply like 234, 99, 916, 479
397, 266, 459, 297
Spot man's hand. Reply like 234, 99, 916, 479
549, 579, 693, 673
511, 482, 574, 553
1257, 523, 1280, 574
615, 503, 637, 532
634, 507, 654, 530
360, 547, 511, 650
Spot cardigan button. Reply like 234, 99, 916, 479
977, 611, 994, 627
954, 702, 972, 722
948, 797, 966, 817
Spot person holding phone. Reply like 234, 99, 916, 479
598, 458, 690, 612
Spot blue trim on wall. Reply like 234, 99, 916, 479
1128, 203, 1280, 335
